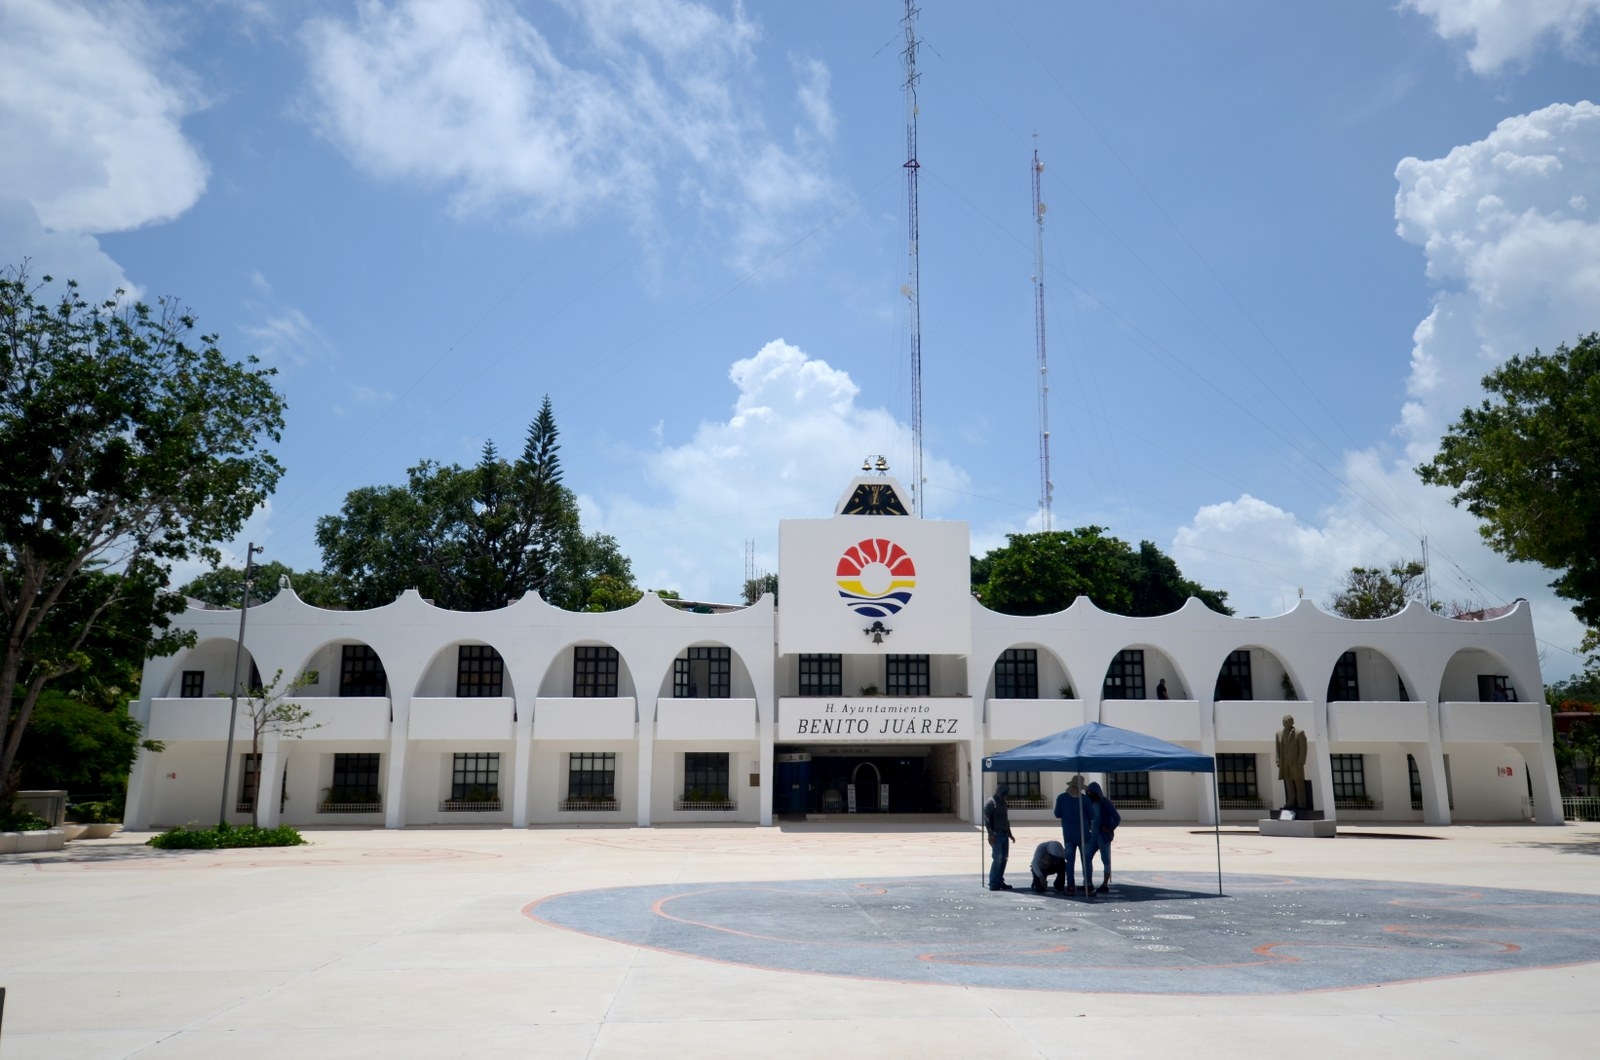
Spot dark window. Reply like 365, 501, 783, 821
993, 771, 1042, 801
1103, 649, 1145, 700
237, 753, 286, 813
798, 654, 842, 697
994, 648, 1039, 699
1408, 753, 1457, 809
674, 647, 731, 698
1108, 771, 1151, 801
1331, 754, 1366, 800
573, 646, 619, 697
180, 670, 205, 698
886, 654, 929, 696
1217, 753, 1258, 800
340, 645, 387, 698
1477, 674, 1514, 702
330, 753, 381, 798
1327, 651, 1360, 702
1214, 650, 1253, 701
568, 752, 616, 800
683, 752, 730, 800
451, 752, 500, 800
456, 645, 505, 697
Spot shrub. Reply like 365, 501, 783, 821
0, 808, 53, 831
146, 823, 308, 849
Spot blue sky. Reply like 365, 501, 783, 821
4, 0, 1599, 680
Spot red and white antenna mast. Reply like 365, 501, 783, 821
1031, 141, 1054, 530
901, 0, 924, 515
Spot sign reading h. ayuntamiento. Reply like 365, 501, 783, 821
777, 698, 971, 741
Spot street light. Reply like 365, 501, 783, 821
219, 543, 262, 828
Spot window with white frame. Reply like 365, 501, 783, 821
674, 647, 730, 698
994, 648, 1039, 699
798, 654, 841, 696
1214, 649, 1252, 700
1103, 649, 1145, 700
1331, 754, 1368, 804
1108, 771, 1151, 802
885, 654, 929, 696
682, 752, 731, 803
456, 646, 504, 697
573, 646, 619, 697
993, 771, 1042, 804
339, 645, 387, 698
181, 670, 205, 698
1217, 753, 1258, 801
566, 752, 616, 806
450, 752, 500, 802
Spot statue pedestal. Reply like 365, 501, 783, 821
1258, 817, 1336, 838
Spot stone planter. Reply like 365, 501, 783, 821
1, 829, 66, 853
79, 824, 122, 839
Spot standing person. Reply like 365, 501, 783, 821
984, 783, 1016, 891
1084, 781, 1121, 893
1053, 774, 1089, 894
1029, 840, 1068, 893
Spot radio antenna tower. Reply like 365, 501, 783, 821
901, 0, 924, 515
1031, 142, 1054, 531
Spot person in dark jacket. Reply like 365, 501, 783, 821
1084, 780, 1121, 893
1029, 840, 1068, 893
1052, 774, 1090, 894
984, 784, 1016, 890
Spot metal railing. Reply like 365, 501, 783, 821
559, 798, 619, 812
1563, 795, 1600, 821
673, 798, 737, 811
440, 799, 503, 813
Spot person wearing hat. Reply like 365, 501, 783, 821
983, 783, 1017, 890
1053, 774, 1090, 894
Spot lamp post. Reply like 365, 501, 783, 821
219, 543, 263, 828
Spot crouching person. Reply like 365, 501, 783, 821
1030, 840, 1068, 894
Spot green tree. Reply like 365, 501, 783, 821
742, 573, 778, 605
972, 528, 1231, 617
1327, 560, 1429, 619
314, 397, 639, 612
1418, 332, 1600, 627
1, 267, 285, 807
178, 560, 340, 610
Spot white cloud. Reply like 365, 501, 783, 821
585, 339, 969, 600
0, 0, 206, 293
0, 0, 208, 233
1406, 0, 1600, 73
300, 0, 837, 267
1174, 102, 1600, 680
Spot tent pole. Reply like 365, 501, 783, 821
1212, 770, 1223, 896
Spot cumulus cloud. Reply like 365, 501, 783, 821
300, 0, 838, 268
583, 339, 969, 600
1174, 102, 1600, 677
0, 0, 207, 290
1406, 0, 1600, 73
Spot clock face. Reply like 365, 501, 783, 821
842, 482, 908, 516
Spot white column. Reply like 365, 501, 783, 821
1311, 697, 1337, 822
1197, 697, 1218, 826
258, 730, 284, 828
636, 696, 654, 827
757, 694, 775, 826
512, 695, 533, 828
1420, 699, 1452, 825
124, 699, 157, 829
384, 697, 409, 829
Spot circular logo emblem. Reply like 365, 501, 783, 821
836, 538, 916, 618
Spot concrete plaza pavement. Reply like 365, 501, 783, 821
2, 820, 1597, 1058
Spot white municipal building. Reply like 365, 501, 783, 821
125, 472, 1564, 831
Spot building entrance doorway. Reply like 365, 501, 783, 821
774, 744, 960, 814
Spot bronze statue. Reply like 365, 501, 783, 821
1275, 714, 1308, 810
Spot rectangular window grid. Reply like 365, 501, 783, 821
456, 645, 504, 697
450, 752, 500, 801
323, 752, 382, 811
994, 771, 1043, 805
180, 670, 205, 698
567, 752, 616, 801
1327, 651, 1360, 702
674, 647, 731, 698
1103, 649, 1145, 701
1215, 649, 1253, 701
237, 754, 288, 814
798, 654, 842, 697
573, 646, 619, 697
885, 654, 930, 696
1108, 771, 1151, 802
994, 648, 1039, 699
683, 752, 731, 801
339, 644, 387, 698
1331, 753, 1367, 801
1217, 753, 1258, 801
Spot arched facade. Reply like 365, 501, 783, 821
126, 474, 1561, 831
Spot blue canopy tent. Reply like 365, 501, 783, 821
982, 722, 1222, 895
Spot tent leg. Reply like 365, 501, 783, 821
1212, 771, 1223, 896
